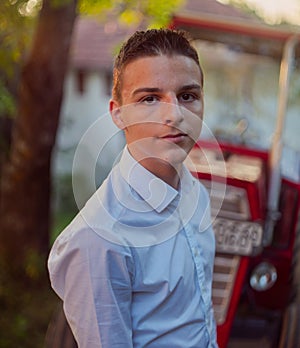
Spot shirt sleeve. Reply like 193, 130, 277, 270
48, 226, 134, 348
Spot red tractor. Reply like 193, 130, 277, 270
172, 10, 300, 348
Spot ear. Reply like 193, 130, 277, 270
109, 99, 125, 130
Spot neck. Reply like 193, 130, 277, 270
140, 158, 181, 190
128, 148, 182, 189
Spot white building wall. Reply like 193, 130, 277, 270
52, 69, 125, 209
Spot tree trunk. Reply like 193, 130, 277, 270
0, 0, 77, 273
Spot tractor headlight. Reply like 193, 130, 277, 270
250, 262, 277, 291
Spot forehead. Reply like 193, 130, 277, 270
121, 55, 202, 91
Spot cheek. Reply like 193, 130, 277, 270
184, 99, 203, 120
125, 123, 154, 140
121, 105, 160, 128
189, 119, 203, 144
185, 108, 203, 135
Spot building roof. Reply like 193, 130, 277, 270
70, 0, 256, 71
183, 0, 252, 19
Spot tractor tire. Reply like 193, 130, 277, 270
278, 302, 300, 348
45, 303, 77, 348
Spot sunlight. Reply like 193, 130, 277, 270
18, 0, 41, 17
219, 0, 300, 25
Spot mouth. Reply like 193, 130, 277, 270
160, 133, 188, 143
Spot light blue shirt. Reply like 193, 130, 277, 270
48, 147, 218, 347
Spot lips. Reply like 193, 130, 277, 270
160, 133, 187, 143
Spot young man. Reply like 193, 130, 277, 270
48, 29, 218, 347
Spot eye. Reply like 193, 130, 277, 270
179, 93, 197, 102
140, 95, 159, 105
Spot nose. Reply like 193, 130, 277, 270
163, 99, 184, 125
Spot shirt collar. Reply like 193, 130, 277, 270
81, 147, 205, 247
119, 147, 179, 213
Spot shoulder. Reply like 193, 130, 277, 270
48, 198, 134, 276
49, 210, 133, 263
48, 218, 135, 293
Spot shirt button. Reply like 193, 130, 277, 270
193, 247, 199, 257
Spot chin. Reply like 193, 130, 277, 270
162, 148, 190, 166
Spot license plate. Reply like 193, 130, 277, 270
213, 218, 263, 255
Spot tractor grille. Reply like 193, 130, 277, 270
212, 253, 240, 325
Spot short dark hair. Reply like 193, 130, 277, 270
112, 28, 203, 103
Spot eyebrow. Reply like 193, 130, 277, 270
132, 84, 202, 96
178, 84, 202, 93
132, 87, 162, 96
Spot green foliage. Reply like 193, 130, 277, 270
79, 0, 185, 28
79, 0, 113, 16
24, 248, 46, 280
0, 1, 36, 119
0, 1, 36, 70
51, 210, 76, 242
0, 83, 16, 118
0, 246, 58, 348
0, 263, 58, 348
13, 0, 42, 17
51, 173, 78, 242
143, 0, 184, 28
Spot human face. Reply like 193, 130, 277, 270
110, 54, 203, 170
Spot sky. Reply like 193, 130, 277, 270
220, 0, 300, 25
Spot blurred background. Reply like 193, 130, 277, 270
0, 0, 299, 347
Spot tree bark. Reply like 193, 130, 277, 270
0, 0, 77, 272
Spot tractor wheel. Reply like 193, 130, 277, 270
45, 303, 77, 348
278, 302, 300, 348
